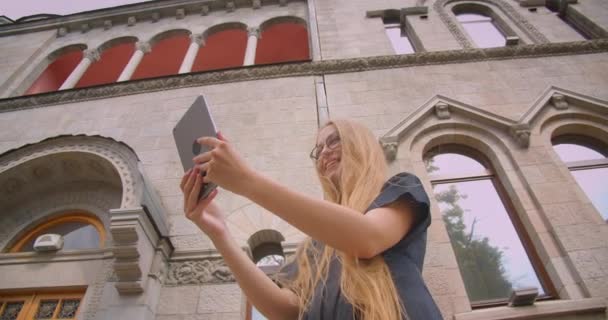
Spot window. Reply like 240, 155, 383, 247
8, 213, 105, 253
383, 17, 415, 54
25, 48, 84, 95
75, 39, 137, 88
425, 146, 551, 306
131, 31, 191, 80
552, 136, 608, 222
193, 27, 248, 72
255, 19, 310, 65
456, 13, 506, 48
0, 291, 84, 320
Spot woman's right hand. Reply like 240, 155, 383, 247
181, 168, 227, 240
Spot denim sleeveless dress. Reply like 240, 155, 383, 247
279, 173, 444, 320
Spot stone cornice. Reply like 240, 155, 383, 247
0, 0, 301, 37
0, 39, 607, 113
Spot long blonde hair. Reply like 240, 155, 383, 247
280, 119, 406, 320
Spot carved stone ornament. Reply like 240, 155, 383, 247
165, 260, 236, 285
510, 124, 531, 148
1, 39, 607, 113
57, 26, 68, 37
176, 8, 185, 20
551, 93, 569, 110
135, 41, 151, 53
279, 0, 288, 6
103, 20, 113, 30
226, 1, 235, 12
201, 5, 210, 15
190, 33, 204, 46
434, 102, 451, 119
0, 135, 143, 209
151, 12, 160, 22
380, 141, 399, 161
252, 0, 262, 9
127, 16, 136, 26
84, 49, 101, 62
81, 23, 90, 33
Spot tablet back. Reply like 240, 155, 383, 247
173, 95, 217, 172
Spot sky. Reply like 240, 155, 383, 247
2, 0, 153, 20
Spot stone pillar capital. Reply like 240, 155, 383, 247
190, 34, 205, 46
247, 27, 260, 38
84, 49, 101, 62
136, 41, 151, 53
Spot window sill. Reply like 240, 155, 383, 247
0, 248, 112, 265
454, 298, 607, 320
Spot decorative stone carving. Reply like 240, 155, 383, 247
151, 12, 160, 22
201, 5, 210, 15
380, 141, 399, 161
135, 41, 151, 53
165, 260, 236, 285
190, 34, 204, 46
176, 8, 185, 19
279, 0, 288, 6
510, 124, 531, 148
1, 40, 607, 113
127, 16, 136, 26
551, 93, 569, 110
247, 27, 260, 38
103, 20, 112, 30
252, 0, 261, 9
0, 136, 143, 209
84, 49, 101, 62
226, 1, 235, 12
81, 23, 90, 33
57, 27, 68, 37
434, 102, 451, 119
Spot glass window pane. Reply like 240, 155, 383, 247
553, 143, 605, 163
57, 299, 80, 319
384, 26, 415, 54
20, 222, 100, 252
571, 168, 608, 222
0, 301, 24, 320
256, 254, 285, 267
457, 13, 492, 23
433, 180, 545, 302
35, 300, 59, 319
461, 20, 506, 48
426, 153, 487, 176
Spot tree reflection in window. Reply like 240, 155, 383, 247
426, 150, 547, 305
552, 136, 608, 222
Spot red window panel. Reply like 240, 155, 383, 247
25, 50, 83, 95
255, 22, 309, 65
131, 34, 190, 80
192, 29, 248, 72
75, 42, 136, 88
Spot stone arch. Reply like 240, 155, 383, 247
259, 16, 307, 33
0, 135, 143, 209
201, 22, 248, 41
247, 229, 286, 263
434, 0, 548, 48
148, 28, 192, 46
97, 36, 139, 52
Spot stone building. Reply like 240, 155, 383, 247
0, 0, 607, 319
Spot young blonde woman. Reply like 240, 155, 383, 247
180, 119, 443, 320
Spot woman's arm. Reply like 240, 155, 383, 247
211, 232, 300, 320
181, 169, 299, 320
196, 136, 415, 259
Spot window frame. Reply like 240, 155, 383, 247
425, 145, 556, 308
0, 291, 84, 320
7, 212, 105, 253
450, 2, 521, 48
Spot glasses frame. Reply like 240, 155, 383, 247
310, 133, 341, 161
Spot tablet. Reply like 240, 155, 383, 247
173, 95, 218, 199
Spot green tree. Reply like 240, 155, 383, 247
436, 185, 512, 302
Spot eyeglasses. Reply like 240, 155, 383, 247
310, 133, 341, 161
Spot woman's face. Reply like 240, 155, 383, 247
314, 125, 342, 182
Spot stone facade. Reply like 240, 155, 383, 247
0, 0, 607, 320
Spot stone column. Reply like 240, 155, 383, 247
243, 27, 260, 66
58, 49, 100, 90
117, 41, 151, 82
178, 34, 204, 74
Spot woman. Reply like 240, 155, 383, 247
180, 119, 443, 320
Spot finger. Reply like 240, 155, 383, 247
187, 174, 203, 213
193, 150, 213, 164
195, 188, 219, 212
182, 169, 196, 194
196, 162, 210, 175
217, 131, 228, 142
180, 168, 193, 191
197, 136, 222, 148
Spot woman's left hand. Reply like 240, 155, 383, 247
194, 132, 257, 196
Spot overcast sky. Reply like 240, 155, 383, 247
2, 0, 153, 20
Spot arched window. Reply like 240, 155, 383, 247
425, 146, 551, 306
383, 16, 415, 54
552, 135, 608, 222
193, 26, 248, 72
255, 19, 310, 65
131, 31, 190, 80
8, 213, 105, 253
453, 4, 511, 48
75, 38, 137, 88
25, 46, 84, 95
